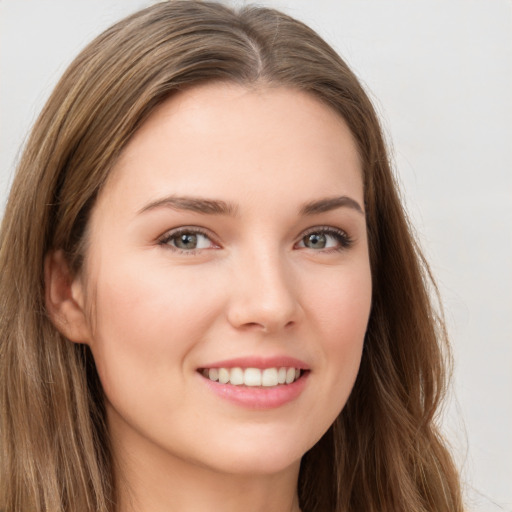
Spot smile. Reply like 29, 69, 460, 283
201, 367, 303, 387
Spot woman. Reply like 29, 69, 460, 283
0, 1, 463, 511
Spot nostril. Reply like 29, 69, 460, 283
239, 322, 269, 333
238, 320, 296, 333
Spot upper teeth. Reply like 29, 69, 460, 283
202, 367, 301, 387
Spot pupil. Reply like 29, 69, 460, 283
306, 233, 326, 248
176, 233, 197, 249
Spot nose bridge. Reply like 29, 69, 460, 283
227, 240, 299, 332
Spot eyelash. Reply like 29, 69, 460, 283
158, 227, 217, 255
297, 226, 353, 252
157, 226, 353, 255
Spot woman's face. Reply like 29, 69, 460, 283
75, 83, 372, 476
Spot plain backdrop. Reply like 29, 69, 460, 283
1, 1, 511, 510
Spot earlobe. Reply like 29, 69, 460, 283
44, 250, 92, 345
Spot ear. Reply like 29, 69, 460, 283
44, 250, 92, 344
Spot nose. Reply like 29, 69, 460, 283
226, 250, 301, 334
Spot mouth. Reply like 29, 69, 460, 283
198, 366, 307, 387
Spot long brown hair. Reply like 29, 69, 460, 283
0, 2, 462, 511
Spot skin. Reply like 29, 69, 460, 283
47, 83, 372, 512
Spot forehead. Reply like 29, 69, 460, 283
97, 83, 363, 215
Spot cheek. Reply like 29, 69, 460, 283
86, 257, 223, 390
307, 260, 372, 345
303, 261, 371, 396
276, 261, 371, 449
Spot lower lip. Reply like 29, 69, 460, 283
200, 372, 309, 409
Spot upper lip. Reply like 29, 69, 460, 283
199, 356, 310, 370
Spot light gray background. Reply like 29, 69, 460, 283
1, 1, 511, 510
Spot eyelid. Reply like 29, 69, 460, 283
295, 225, 353, 250
157, 226, 220, 253
156, 225, 353, 254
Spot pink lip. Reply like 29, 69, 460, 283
197, 355, 311, 410
200, 372, 309, 409
199, 356, 310, 370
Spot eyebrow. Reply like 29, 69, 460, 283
138, 196, 239, 216
138, 194, 364, 217
299, 196, 364, 216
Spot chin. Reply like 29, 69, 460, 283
211, 449, 303, 477
191, 429, 316, 477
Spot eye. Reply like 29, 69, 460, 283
158, 228, 217, 253
296, 227, 352, 251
